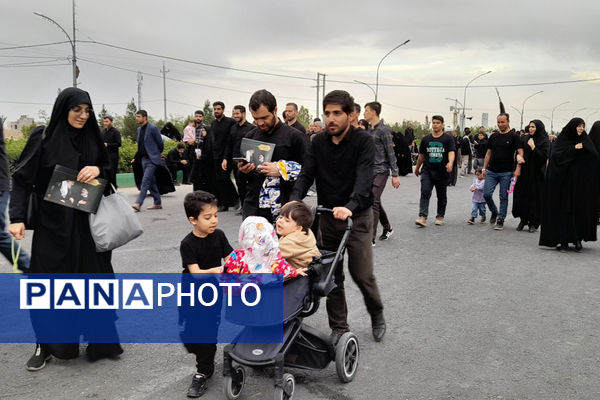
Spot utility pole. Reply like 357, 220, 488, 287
136, 71, 143, 110
71, 0, 77, 86
322, 74, 326, 101
34, 0, 79, 87
160, 61, 169, 121
316, 72, 321, 121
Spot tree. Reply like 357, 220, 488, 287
296, 106, 312, 129
120, 98, 138, 141
202, 100, 214, 125
38, 109, 50, 125
21, 122, 37, 139
97, 104, 109, 129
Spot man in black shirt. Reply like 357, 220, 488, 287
473, 129, 488, 170
449, 128, 461, 186
102, 116, 121, 187
414, 115, 456, 226
482, 113, 524, 230
166, 143, 190, 185
291, 90, 386, 342
460, 131, 472, 176
223, 105, 254, 213
284, 102, 307, 135
238, 90, 306, 223
211, 101, 237, 211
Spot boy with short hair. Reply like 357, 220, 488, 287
276, 201, 321, 271
179, 191, 232, 398
414, 116, 456, 227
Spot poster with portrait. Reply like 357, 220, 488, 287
236, 138, 275, 166
44, 165, 107, 214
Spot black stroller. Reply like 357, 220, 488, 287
222, 208, 359, 399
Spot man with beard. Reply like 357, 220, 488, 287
238, 90, 305, 222
291, 90, 386, 343
189, 110, 214, 192
102, 115, 121, 187
223, 105, 254, 214
211, 101, 237, 211
285, 102, 307, 135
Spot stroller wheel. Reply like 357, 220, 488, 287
223, 365, 246, 400
299, 296, 320, 318
335, 332, 359, 382
273, 372, 295, 400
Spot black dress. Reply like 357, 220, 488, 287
10, 87, 123, 360
512, 120, 550, 228
539, 118, 599, 247
392, 131, 412, 176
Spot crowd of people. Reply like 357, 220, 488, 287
5, 85, 600, 398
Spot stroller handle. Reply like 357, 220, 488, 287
315, 207, 353, 230
312, 206, 353, 297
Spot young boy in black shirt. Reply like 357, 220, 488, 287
179, 191, 232, 398
414, 115, 456, 226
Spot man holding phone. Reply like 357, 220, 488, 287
237, 89, 305, 222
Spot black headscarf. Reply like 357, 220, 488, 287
41, 87, 106, 171
528, 119, 548, 145
554, 117, 586, 149
588, 121, 600, 153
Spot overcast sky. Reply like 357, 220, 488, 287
1, 0, 599, 131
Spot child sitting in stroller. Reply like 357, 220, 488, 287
276, 201, 321, 271
223, 216, 308, 279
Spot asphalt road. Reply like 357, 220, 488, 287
2, 172, 600, 400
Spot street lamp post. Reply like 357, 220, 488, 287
461, 71, 492, 132
354, 80, 376, 99
519, 90, 543, 130
375, 39, 410, 101
551, 101, 569, 133
34, 3, 77, 87
511, 106, 523, 129
572, 107, 587, 117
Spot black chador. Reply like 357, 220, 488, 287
539, 118, 599, 249
512, 119, 550, 229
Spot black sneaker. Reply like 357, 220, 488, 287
516, 220, 526, 231
494, 220, 504, 230
468, 217, 475, 225
490, 213, 498, 225
187, 373, 208, 398
26, 344, 51, 371
371, 240, 376, 247
480, 216, 486, 223
378, 227, 394, 241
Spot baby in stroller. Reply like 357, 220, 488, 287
222, 208, 360, 400
223, 213, 313, 279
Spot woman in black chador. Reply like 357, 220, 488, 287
9, 87, 123, 370
539, 118, 599, 252
587, 121, 600, 224
512, 119, 550, 232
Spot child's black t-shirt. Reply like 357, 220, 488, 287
179, 229, 233, 273
419, 133, 456, 172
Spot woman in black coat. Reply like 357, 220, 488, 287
512, 120, 550, 232
9, 87, 123, 370
539, 118, 599, 252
